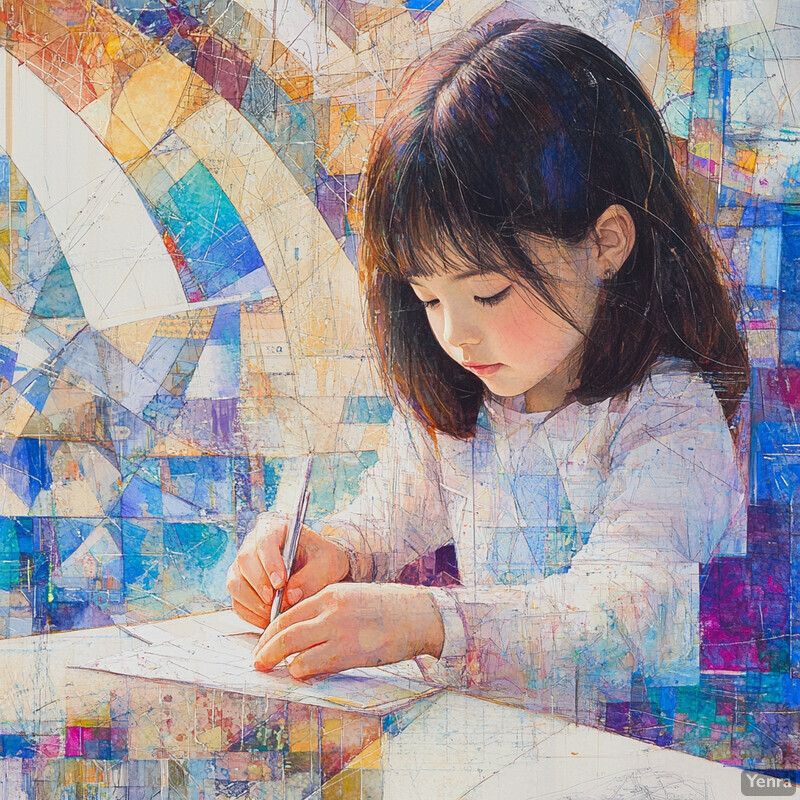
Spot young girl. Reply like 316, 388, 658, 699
227, 19, 749, 720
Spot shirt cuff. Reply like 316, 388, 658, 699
414, 587, 471, 689
426, 586, 469, 658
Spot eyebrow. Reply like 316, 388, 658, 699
408, 268, 490, 285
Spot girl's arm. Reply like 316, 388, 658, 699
318, 408, 454, 583
416, 373, 746, 718
231, 406, 453, 633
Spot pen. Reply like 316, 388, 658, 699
270, 455, 313, 623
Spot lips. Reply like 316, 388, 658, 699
463, 362, 503, 377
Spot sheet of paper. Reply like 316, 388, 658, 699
114, 608, 258, 645
71, 626, 443, 716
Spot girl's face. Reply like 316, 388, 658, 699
409, 235, 606, 411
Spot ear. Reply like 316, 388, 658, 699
589, 204, 636, 281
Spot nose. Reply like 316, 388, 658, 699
441, 307, 482, 349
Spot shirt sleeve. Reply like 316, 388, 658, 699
416, 371, 746, 717
318, 409, 454, 582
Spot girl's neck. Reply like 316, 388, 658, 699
522, 346, 583, 413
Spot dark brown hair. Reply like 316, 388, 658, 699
359, 19, 749, 439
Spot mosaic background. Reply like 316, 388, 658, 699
1, 0, 800, 793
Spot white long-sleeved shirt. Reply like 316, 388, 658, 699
321, 358, 746, 718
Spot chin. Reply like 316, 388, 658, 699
481, 367, 559, 398
479, 375, 534, 398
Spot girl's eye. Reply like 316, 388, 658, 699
475, 287, 511, 307
419, 298, 439, 309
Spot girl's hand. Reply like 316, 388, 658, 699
226, 512, 350, 628
253, 583, 445, 679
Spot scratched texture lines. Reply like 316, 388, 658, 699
0, 0, 798, 794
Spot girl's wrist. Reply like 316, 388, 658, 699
322, 527, 376, 583
335, 544, 352, 582
327, 537, 366, 582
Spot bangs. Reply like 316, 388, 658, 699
368, 117, 509, 281
360, 32, 593, 308
363, 109, 560, 309
384, 205, 522, 283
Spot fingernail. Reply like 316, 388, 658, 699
252, 645, 270, 670
287, 588, 303, 604
269, 571, 282, 588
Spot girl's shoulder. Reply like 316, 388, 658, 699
522, 356, 731, 470
611, 356, 720, 417
605, 356, 734, 452
386, 357, 729, 453
464, 356, 726, 454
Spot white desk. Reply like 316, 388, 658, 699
0, 612, 771, 798
374, 693, 751, 799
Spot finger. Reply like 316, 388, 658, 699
254, 616, 329, 672
236, 553, 275, 605
280, 584, 304, 612
232, 598, 269, 630
287, 642, 350, 681
227, 563, 272, 621
256, 590, 327, 651
252, 514, 289, 590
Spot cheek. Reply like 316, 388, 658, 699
496, 302, 552, 344
498, 303, 581, 358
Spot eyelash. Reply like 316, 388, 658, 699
419, 287, 511, 309
478, 287, 511, 306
